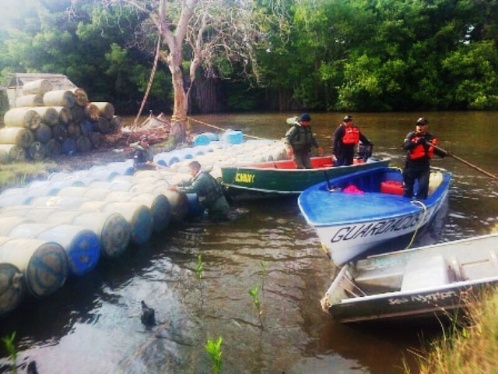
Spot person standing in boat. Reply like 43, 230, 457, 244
168, 161, 230, 221
133, 135, 158, 171
284, 113, 323, 169
402, 117, 449, 199
332, 114, 373, 166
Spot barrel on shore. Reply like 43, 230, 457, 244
22, 79, 53, 95
8, 223, 101, 277
0, 236, 68, 300
4, 108, 41, 130
43, 90, 76, 108
0, 127, 34, 147
32, 107, 59, 127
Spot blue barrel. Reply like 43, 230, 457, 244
62, 138, 77, 155
36, 225, 101, 277
34, 123, 52, 144
185, 193, 205, 219
80, 119, 94, 137
193, 132, 218, 146
221, 130, 244, 144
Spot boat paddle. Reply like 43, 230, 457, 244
429, 142, 498, 181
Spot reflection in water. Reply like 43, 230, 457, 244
0, 112, 498, 373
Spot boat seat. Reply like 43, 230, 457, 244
355, 265, 405, 291
401, 255, 449, 292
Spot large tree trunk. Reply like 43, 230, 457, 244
169, 62, 187, 143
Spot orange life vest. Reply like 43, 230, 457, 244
342, 126, 360, 145
410, 136, 437, 159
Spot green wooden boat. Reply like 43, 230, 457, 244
221, 156, 391, 200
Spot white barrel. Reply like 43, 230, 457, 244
79, 201, 153, 245
1, 208, 131, 259
0, 216, 34, 236
0, 236, 68, 299
30, 196, 153, 246
106, 191, 172, 232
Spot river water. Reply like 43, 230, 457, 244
1, 112, 497, 373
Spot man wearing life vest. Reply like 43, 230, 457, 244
333, 114, 373, 166
284, 113, 323, 169
402, 117, 448, 199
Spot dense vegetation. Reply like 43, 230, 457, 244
1, 0, 498, 115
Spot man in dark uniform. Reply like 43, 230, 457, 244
133, 135, 157, 170
402, 117, 449, 199
333, 114, 373, 166
168, 161, 230, 220
284, 113, 323, 169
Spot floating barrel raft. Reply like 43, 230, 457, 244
0, 137, 288, 316
0, 235, 68, 300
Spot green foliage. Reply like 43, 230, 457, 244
2, 331, 17, 373
1, 0, 498, 113
195, 255, 204, 281
205, 336, 223, 374
249, 284, 262, 315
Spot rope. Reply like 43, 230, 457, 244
186, 116, 273, 141
405, 200, 428, 249
130, 31, 162, 134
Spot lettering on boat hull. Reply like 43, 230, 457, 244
234, 172, 255, 184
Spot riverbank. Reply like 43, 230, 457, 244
410, 288, 498, 373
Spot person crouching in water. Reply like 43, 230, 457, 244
284, 113, 323, 169
402, 117, 449, 200
333, 114, 373, 166
168, 161, 230, 221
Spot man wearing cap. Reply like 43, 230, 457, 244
333, 114, 373, 166
402, 117, 448, 199
133, 135, 157, 170
168, 161, 230, 221
284, 113, 323, 169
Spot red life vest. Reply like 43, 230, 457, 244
410, 136, 437, 159
342, 126, 360, 145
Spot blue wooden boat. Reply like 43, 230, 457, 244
321, 234, 498, 323
298, 167, 451, 267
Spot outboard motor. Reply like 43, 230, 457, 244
357, 142, 372, 161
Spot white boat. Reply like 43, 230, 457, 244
321, 234, 498, 323
298, 167, 451, 266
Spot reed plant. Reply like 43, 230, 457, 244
205, 336, 223, 374
2, 332, 17, 374
195, 255, 204, 281
249, 284, 263, 328
408, 288, 498, 374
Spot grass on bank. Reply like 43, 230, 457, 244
0, 161, 57, 191
408, 288, 498, 374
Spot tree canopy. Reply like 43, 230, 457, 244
1, 0, 498, 116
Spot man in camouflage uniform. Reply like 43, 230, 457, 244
169, 161, 230, 220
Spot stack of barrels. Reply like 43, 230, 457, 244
0, 79, 120, 163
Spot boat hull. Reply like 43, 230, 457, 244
298, 167, 451, 266
321, 234, 498, 323
221, 157, 390, 200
